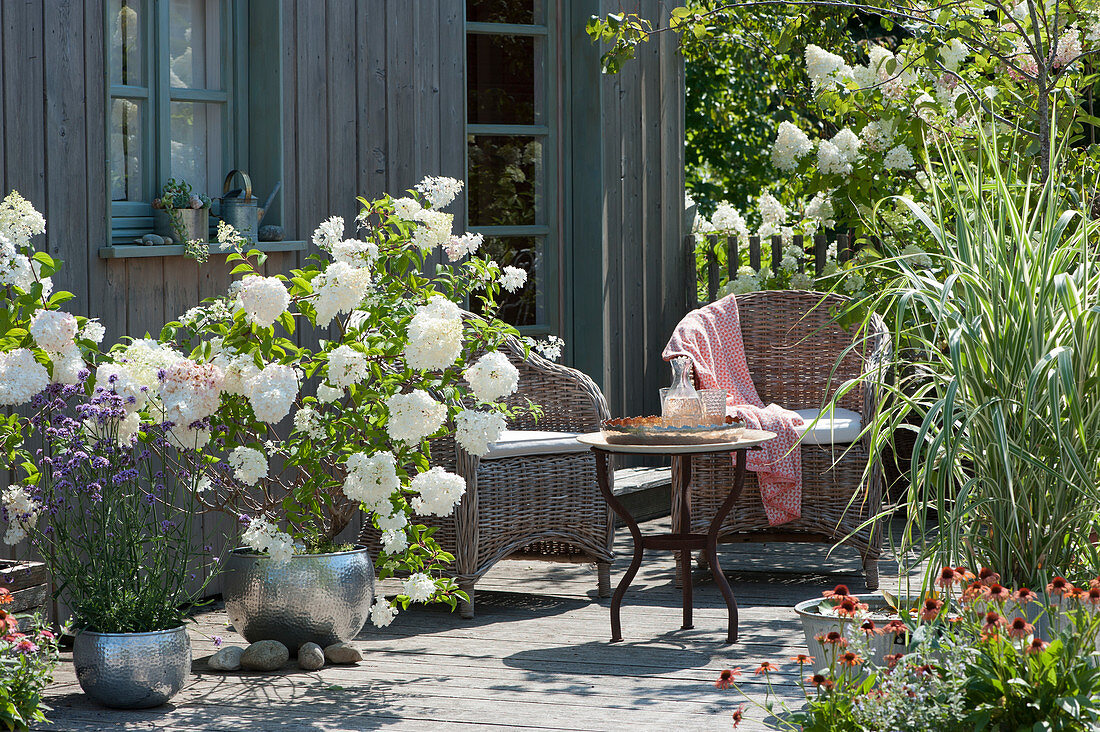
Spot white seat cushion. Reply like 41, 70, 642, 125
481, 430, 590, 460
791, 408, 863, 446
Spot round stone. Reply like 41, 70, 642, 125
258, 225, 284, 242
323, 642, 362, 665
297, 642, 324, 671
141, 233, 165, 246
207, 645, 244, 671
240, 640, 289, 671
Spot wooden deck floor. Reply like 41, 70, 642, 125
36, 518, 918, 732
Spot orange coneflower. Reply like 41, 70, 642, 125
754, 662, 779, 676
1026, 637, 1049, 654
790, 654, 814, 665
961, 581, 988, 604
978, 567, 1001, 586
807, 673, 828, 688
1086, 587, 1100, 608
986, 584, 1011, 603
816, 631, 848, 647
1048, 577, 1072, 597
860, 620, 880, 636
1066, 585, 1086, 602
839, 651, 863, 667
822, 584, 851, 599
1008, 617, 1034, 639
836, 597, 868, 617
1013, 587, 1037, 605
936, 566, 962, 588
0, 588, 11, 606
920, 598, 944, 622
715, 668, 742, 689
955, 566, 976, 582
883, 653, 904, 669
732, 704, 745, 728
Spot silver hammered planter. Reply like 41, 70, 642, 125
73, 626, 191, 709
223, 545, 375, 651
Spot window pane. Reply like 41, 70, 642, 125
108, 0, 145, 86
109, 98, 145, 202
467, 34, 544, 125
467, 135, 543, 226
169, 0, 222, 90
466, 0, 544, 25
472, 236, 545, 327
170, 102, 223, 195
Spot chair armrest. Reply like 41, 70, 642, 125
500, 336, 610, 433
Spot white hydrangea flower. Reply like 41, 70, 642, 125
411, 209, 454, 251
757, 194, 786, 226
866, 45, 895, 80
500, 266, 527, 293
370, 599, 398, 628
817, 140, 852, 176
50, 343, 85, 385
385, 390, 447, 443
532, 335, 564, 362
403, 572, 438, 603
381, 529, 408, 554
883, 144, 917, 170
314, 260, 373, 328
316, 382, 343, 404
159, 359, 225, 427
940, 38, 969, 71
443, 232, 484, 262
860, 120, 895, 152
242, 516, 295, 562
902, 243, 933, 268
29, 309, 77, 354
95, 362, 148, 412
1054, 27, 1082, 68
805, 44, 851, 92
117, 411, 142, 444
843, 271, 867, 293
831, 128, 861, 164
454, 409, 507, 457
464, 351, 520, 403
415, 176, 464, 209
790, 272, 815, 290
213, 352, 261, 397
404, 297, 464, 371
710, 202, 749, 238
377, 511, 408, 533
1, 485, 41, 545
238, 275, 290, 328
410, 467, 466, 517
312, 216, 344, 251
0, 349, 49, 407
293, 405, 326, 439
245, 363, 298, 423
327, 344, 371, 389
392, 197, 422, 220
79, 319, 106, 344
168, 422, 211, 451
0, 191, 46, 245
229, 446, 268, 485
770, 121, 814, 172
343, 451, 400, 510
803, 192, 836, 228
118, 338, 183, 394
331, 238, 379, 268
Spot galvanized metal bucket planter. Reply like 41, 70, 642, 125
223, 545, 375, 652
153, 207, 209, 243
794, 593, 907, 666
73, 626, 191, 709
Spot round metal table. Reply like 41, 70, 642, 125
577, 430, 776, 644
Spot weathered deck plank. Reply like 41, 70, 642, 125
37, 518, 916, 731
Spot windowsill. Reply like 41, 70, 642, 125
98, 241, 309, 259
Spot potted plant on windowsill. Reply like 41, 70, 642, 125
153, 175, 533, 652
153, 178, 211, 245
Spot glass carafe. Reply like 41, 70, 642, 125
662, 357, 703, 426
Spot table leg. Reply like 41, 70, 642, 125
672, 455, 693, 630
706, 449, 748, 644
593, 449, 644, 643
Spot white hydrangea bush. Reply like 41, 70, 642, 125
159, 176, 535, 624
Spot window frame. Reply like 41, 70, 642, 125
464, 7, 560, 337
106, 0, 246, 242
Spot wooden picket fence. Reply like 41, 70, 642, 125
685, 231, 859, 308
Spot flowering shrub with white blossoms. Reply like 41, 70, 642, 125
158, 176, 532, 621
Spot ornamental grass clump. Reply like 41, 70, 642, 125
157, 175, 535, 624
719, 568, 1100, 731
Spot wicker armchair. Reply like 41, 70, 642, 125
360, 336, 614, 618
672, 291, 891, 589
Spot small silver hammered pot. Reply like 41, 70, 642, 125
73, 625, 191, 709
223, 545, 375, 652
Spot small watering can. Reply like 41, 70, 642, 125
220, 170, 280, 243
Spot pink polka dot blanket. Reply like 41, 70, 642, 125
662, 294, 804, 525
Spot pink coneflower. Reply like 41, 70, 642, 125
754, 662, 779, 676
1048, 577, 1072, 597
790, 654, 814, 665
1087, 587, 1100, 608
860, 620, 880, 636
822, 584, 851, 599
14, 638, 37, 654
816, 631, 848, 647
836, 598, 868, 617
961, 581, 988, 604
920, 598, 944, 621
732, 704, 745, 728
978, 567, 1001, 586
1026, 638, 1049, 654
936, 566, 962, 588
715, 668, 742, 689
913, 663, 936, 678
986, 584, 1011, 603
884, 653, 904, 669
807, 673, 828, 688
1066, 585, 1086, 602
1008, 617, 1034, 639
955, 566, 976, 582
883, 619, 907, 636
983, 611, 1005, 635
1013, 587, 1037, 605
